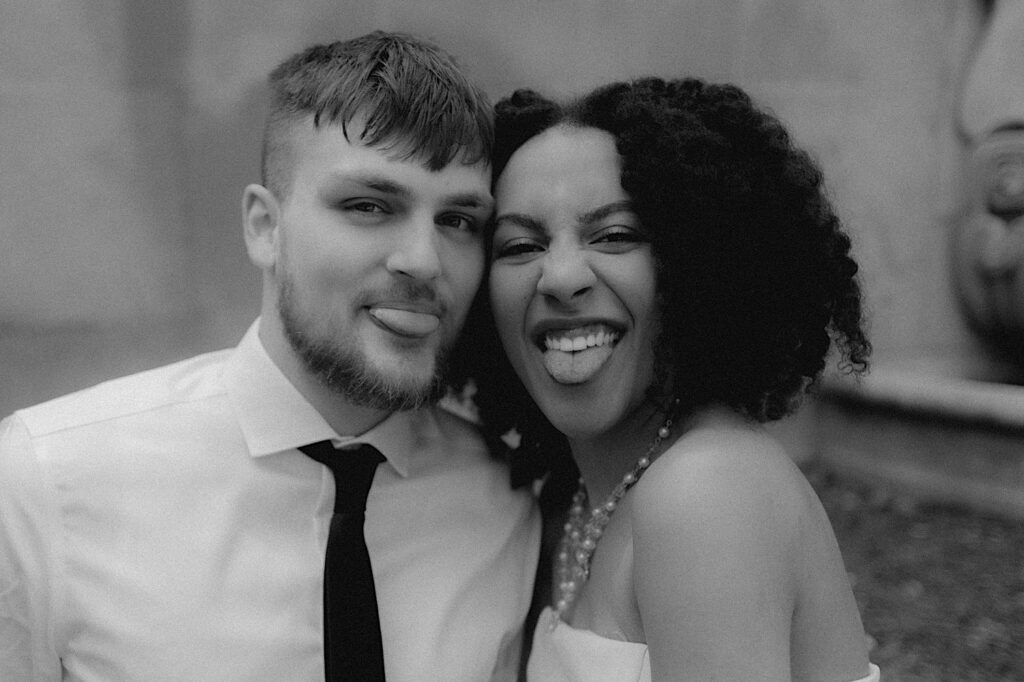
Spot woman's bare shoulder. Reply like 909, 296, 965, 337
627, 406, 849, 608
628, 408, 823, 677
632, 408, 817, 528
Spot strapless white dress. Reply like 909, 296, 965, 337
527, 606, 881, 682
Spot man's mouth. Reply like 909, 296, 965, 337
368, 305, 441, 338
535, 323, 622, 385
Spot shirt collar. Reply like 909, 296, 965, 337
223, 319, 435, 478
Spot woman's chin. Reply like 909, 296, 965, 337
523, 358, 653, 442
537, 398, 622, 443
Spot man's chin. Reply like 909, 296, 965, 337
318, 350, 445, 411
365, 364, 444, 409
281, 307, 450, 410
351, 376, 443, 411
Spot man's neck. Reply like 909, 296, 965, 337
258, 317, 392, 438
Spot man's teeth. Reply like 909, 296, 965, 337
543, 330, 619, 352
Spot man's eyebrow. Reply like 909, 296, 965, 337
325, 172, 412, 198
324, 172, 491, 210
446, 192, 493, 211
579, 200, 634, 225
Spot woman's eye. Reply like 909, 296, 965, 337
591, 226, 647, 250
494, 239, 544, 260
594, 227, 643, 243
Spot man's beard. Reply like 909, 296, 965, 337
278, 277, 450, 411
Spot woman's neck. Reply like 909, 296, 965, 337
567, 400, 675, 505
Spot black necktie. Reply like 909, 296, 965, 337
300, 441, 386, 682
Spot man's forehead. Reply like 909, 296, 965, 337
315, 109, 487, 168
293, 113, 488, 175
298, 134, 491, 207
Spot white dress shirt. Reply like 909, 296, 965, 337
0, 321, 540, 682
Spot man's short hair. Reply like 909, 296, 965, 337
261, 31, 494, 198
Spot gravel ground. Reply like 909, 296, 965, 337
807, 464, 1024, 682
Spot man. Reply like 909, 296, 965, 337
0, 32, 540, 681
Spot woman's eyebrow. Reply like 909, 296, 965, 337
578, 200, 634, 225
493, 212, 544, 233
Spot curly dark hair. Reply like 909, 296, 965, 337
450, 77, 869, 491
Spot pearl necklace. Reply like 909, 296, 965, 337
550, 415, 674, 629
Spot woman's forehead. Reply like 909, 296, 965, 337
496, 126, 626, 213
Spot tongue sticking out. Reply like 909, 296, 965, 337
543, 345, 615, 384
369, 307, 440, 337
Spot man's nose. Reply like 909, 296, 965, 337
386, 219, 442, 281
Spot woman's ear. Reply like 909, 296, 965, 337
242, 184, 280, 270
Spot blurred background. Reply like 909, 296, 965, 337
3, 2, 1023, 677
0, 0, 994, 411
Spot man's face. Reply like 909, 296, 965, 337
267, 118, 492, 410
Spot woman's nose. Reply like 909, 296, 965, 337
536, 245, 596, 302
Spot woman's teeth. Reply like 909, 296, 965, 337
543, 329, 619, 352
540, 327, 621, 384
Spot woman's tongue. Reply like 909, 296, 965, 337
542, 340, 615, 384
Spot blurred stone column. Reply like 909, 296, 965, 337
0, 1, 197, 413
959, 0, 1024, 140
0, 1, 193, 328
952, 0, 1024, 360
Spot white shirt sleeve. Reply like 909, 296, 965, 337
0, 414, 63, 681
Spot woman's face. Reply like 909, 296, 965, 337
490, 125, 660, 442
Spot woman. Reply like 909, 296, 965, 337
465, 78, 879, 681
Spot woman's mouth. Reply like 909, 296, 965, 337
536, 324, 621, 384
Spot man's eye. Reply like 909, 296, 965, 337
345, 200, 388, 214
438, 214, 479, 233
